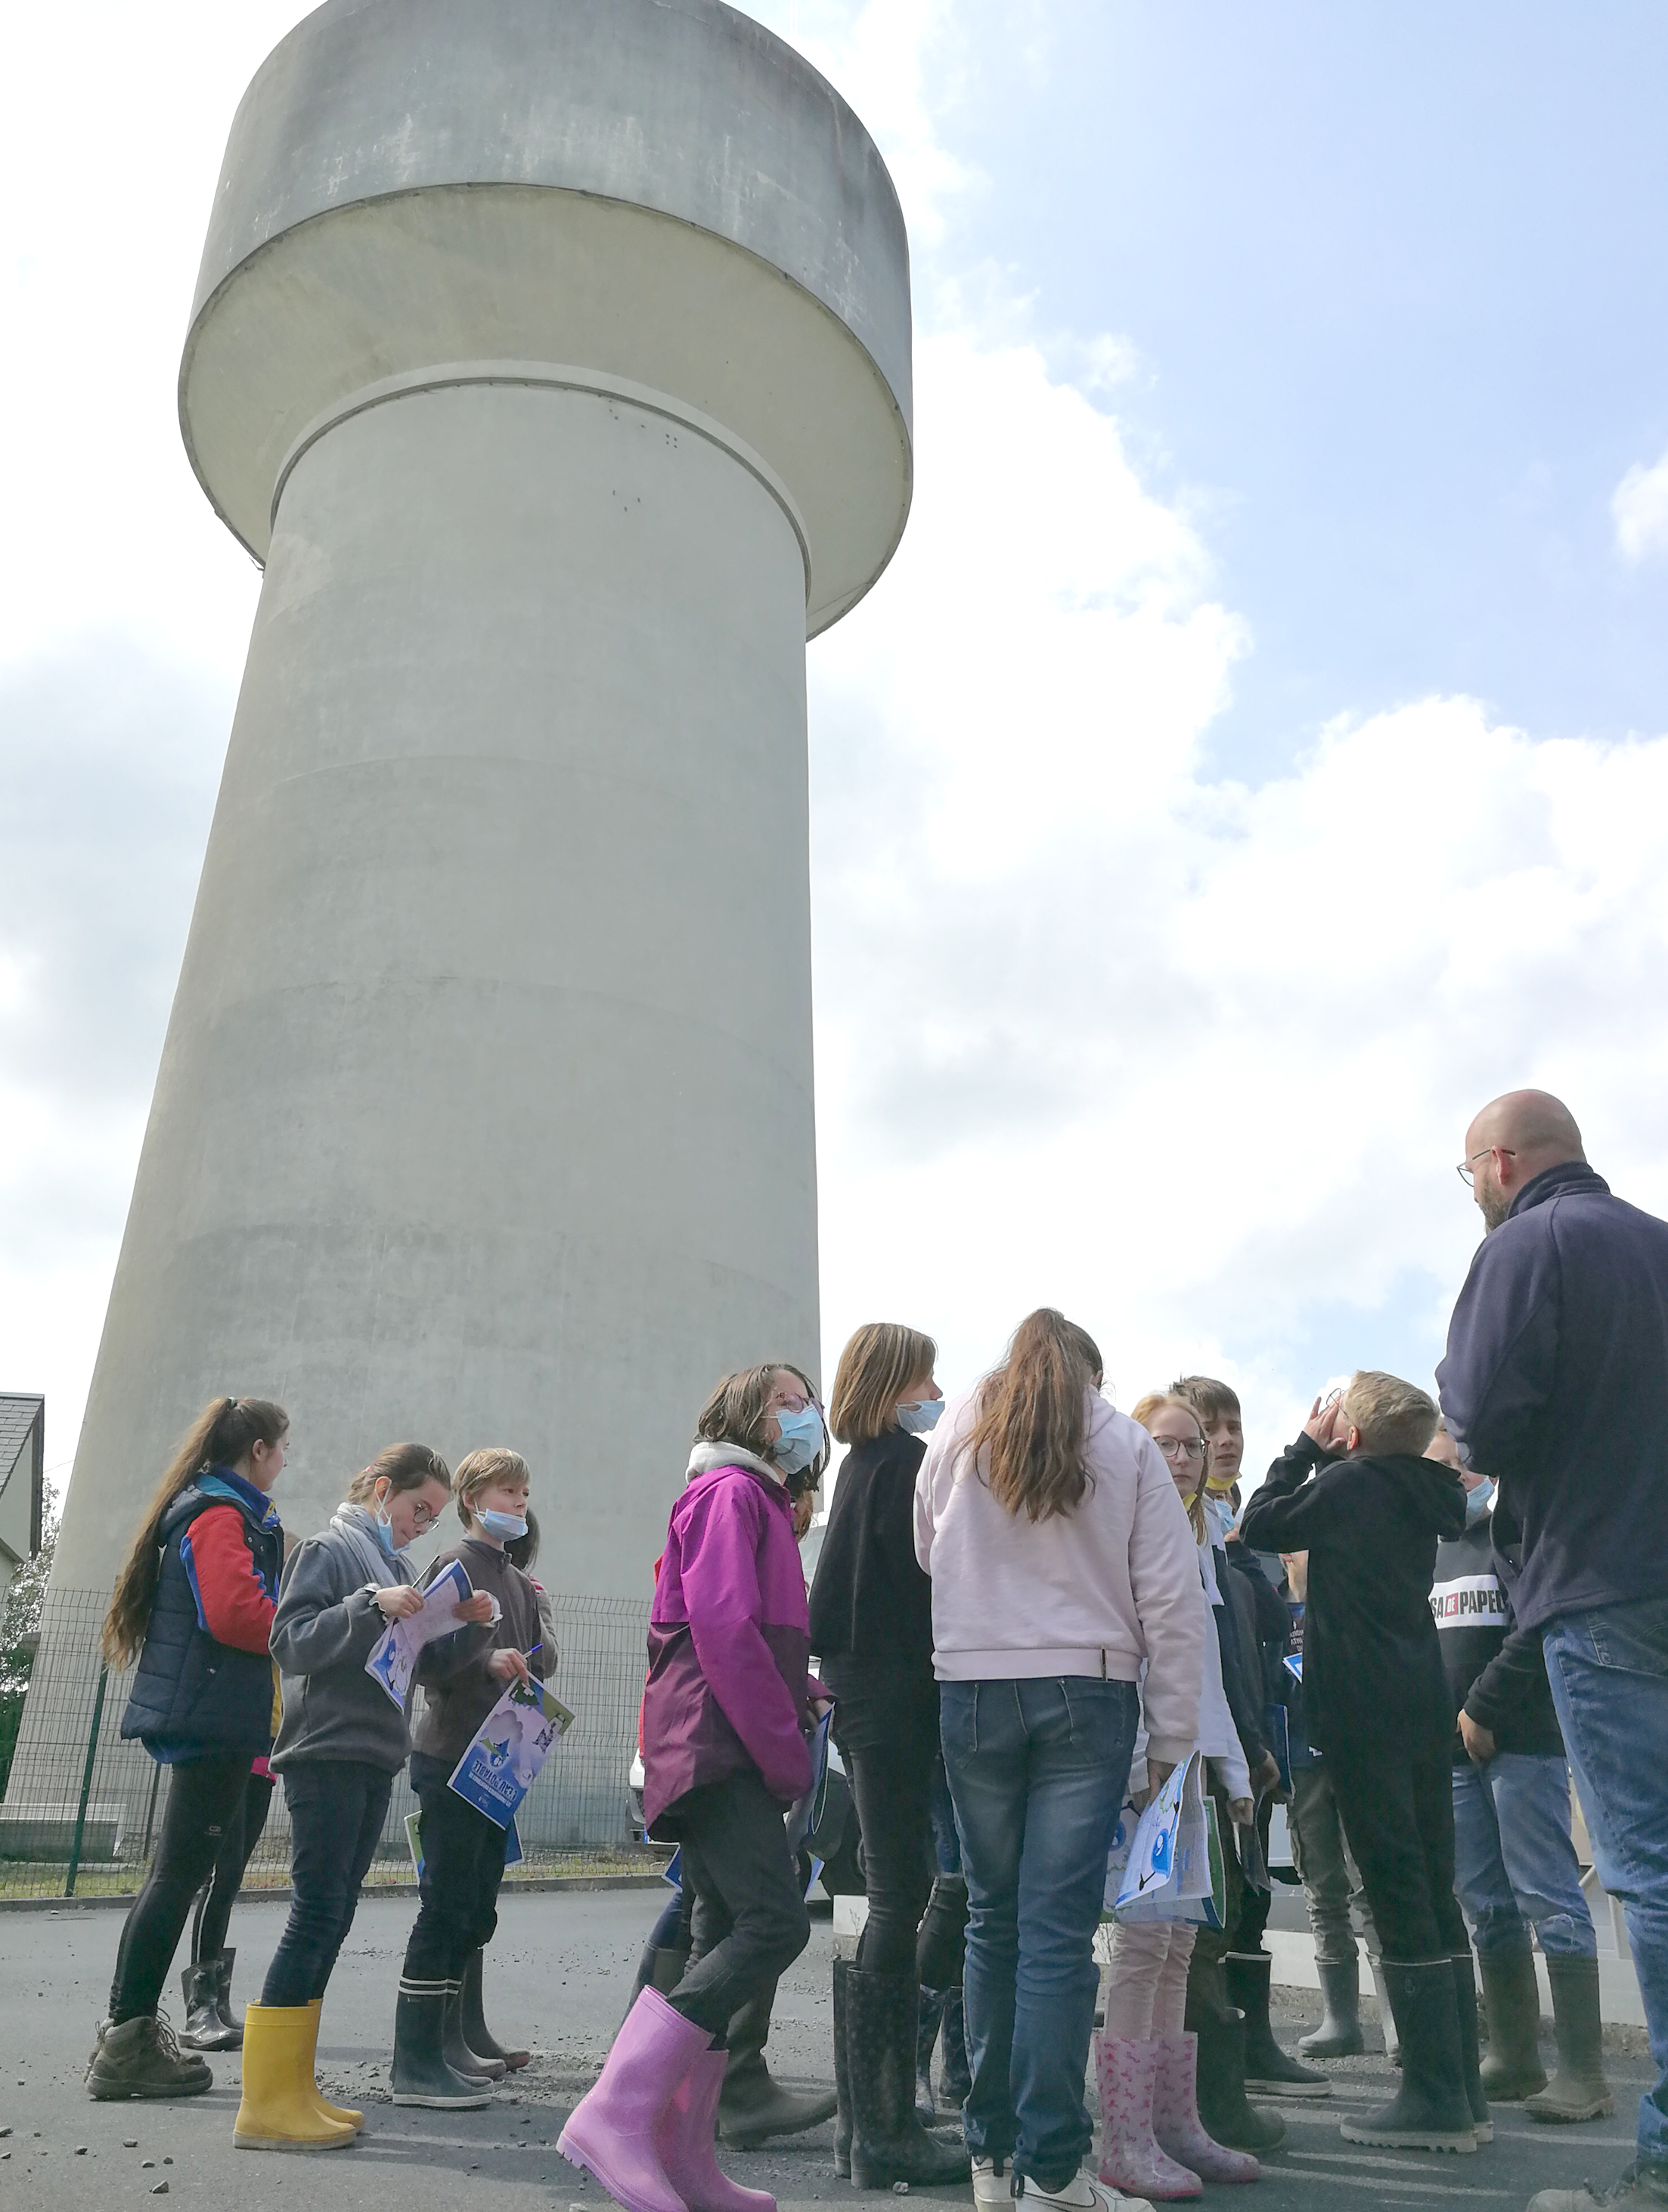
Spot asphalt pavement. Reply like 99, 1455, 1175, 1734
0, 1887, 1652, 2212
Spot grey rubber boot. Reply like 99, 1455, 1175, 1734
443, 1979, 505, 2080
86, 2014, 213, 2100
1524, 1956, 1615, 2124
718, 1979, 839, 2148
179, 1959, 240, 2052
1190, 2006, 1285, 2152
461, 1947, 529, 2071
1477, 1947, 1546, 2099
1300, 1956, 1365, 2059
1339, 1958, 1475, 2152
1452, 1953, 1494, 2142
832, 1955, 853, 2177
1369, 1952, 1401, 2064
1226, 1951, 1331, 2096
390, 1978, 494, 2108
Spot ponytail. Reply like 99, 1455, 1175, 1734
966, 1308, 1102, 1523
101, 1396, 288, 1666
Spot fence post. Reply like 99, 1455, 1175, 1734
64, 1663, 109, 1898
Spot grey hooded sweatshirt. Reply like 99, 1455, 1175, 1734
270, 1504, 423, 1773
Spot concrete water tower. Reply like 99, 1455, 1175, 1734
48, 0, 911, 1609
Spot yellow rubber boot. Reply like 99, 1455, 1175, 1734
233, 2005, 357, 2151
305, 2001, 364, 2130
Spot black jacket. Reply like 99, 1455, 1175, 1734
1239, 1434, 1466, 1755
1213, 1546, 1270, 1767
1430, 1509, 1564, 1761
1437, 1160, 1668, 1632
808, 1430, 935, 1739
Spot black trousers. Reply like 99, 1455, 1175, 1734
190, 1769, 274, 1964
1324, 1735, 1469, 1962
401, 1752, 510, 1981
664, 1770, 811, 2039
110, 1754, 255, 2021
262, 1760, 395, 2007
846, 1736, 936, 1977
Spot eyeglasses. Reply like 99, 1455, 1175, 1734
1153, 1436, 1206, 1462
1457, 1146, 1515, 1188
410, 1502, 438, 1531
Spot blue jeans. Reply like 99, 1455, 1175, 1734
941, 1676, 1138, 2189
1452, 1751, 1597, 1960
1542, 1596, 1668, 2165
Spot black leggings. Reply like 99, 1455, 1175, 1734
847, 1736, 936, 1976
1325, 1737, 1469, 1962
110, 1755, 256, 2023
191, 1771, 274, 1963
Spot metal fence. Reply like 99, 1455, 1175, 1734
0, 1586, 660, 1900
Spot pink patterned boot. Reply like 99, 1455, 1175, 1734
1095, 2033, 1202, 2201
656, 2046, 776, 2212
1152, 2032, 1261, 2185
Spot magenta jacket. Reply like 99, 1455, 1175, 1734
640, 1444, 814, 1836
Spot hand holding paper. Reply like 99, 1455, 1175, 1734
364, 1558, 476, 1708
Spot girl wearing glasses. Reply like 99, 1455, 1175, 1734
235, 1442, 457, 2149
1093, 1394, 1260, 2200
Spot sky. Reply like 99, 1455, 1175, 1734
5, 1, 1668, 1508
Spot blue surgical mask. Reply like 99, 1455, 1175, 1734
1204, 1495, 1235, 1545
371, 1493, 408, 1556
1465, 1479, 1496, 1527
897, 1399, 944, 1436
770, 1403, 825, 1477
479, 1508, 529, 1541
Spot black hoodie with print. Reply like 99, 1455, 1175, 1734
1430, 1504, 1564, 1763
1239, 1433, 1467, 1756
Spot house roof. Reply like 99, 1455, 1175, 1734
0, 1397, 44, 1498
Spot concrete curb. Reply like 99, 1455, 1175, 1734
0, 1871, 668, 1913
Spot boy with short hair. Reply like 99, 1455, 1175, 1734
1239, 1372, 1481, 2154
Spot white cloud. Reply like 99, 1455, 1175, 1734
1612, 447, 1668, 564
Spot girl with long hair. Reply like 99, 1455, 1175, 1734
915, 1312, 1204, 2212
87, 1396, 290, 2102
808, 1321, 966, 2187
1094, 1394, 1261, 2198
561, 1362, 833, 2212
231, 1440, 455, 2150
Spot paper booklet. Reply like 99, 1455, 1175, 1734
448, 1674, 576, 1829
365, 1558, 476, 1709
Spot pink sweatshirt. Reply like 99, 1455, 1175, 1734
913, 1386, 1204, 1764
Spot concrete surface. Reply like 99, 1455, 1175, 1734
0, 1888, 1655, 2212
47, 0, 913, 1647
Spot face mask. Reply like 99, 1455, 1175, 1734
371, 1490, 408, 1556
897, 1399, 943, 1436
479, 1508, 529, 1541
1465, 1478, 1495, 1527
770, 1402, 825, 1477
1204, 1495, 1235, 1545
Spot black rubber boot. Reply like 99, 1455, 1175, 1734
179, 1960, 240, 2052
916, 1987, 944, 2124
1339, 1957, 1476, 2152
215, 1949, 242, 2042
1452, 1953, 1493, 2142
443, 1980, 505, 2080
86, 2015, 212, 2100
462, 1948, 529, 2071
1190, 2004, 1286, 2152
1477, 1947, 1546, 2100
1526, 1956, 1615, 2124
938, 1984, 972, 2114
845, 1964, 972, 2189
916, 1874, 969, 1990
833, 1956, 853, 2178
390, 1978, 493, 2108
1299, 1957, 1365, 2059
1369, 1953, 1401, 2065
718, 1980, 839, 2148
1226, 1951, 1331, 2097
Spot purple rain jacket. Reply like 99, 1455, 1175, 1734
640, 1442, 815, 1837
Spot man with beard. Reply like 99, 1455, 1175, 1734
1438, 1089, 1668, 2212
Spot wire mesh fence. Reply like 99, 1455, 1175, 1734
0, 1586, 662, 1900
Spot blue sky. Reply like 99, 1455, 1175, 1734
5, 1, 1668, 1496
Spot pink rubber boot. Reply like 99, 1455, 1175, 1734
657, 2046, 776, 2212
559, 1986, 712, 2212
1153, 2032, 1261, 2185
1096, 2033, 1203, 2201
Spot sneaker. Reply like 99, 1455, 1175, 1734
1527, 2162, 1668, 2212
1018, 2169, 1156, 2212
973, 2156, 1012, 2210
87, 2013, 213, 2100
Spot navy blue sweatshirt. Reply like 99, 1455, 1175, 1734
1437, 1160, 1668, 1632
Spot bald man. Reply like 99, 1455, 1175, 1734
1437, 1091, 1668, 2212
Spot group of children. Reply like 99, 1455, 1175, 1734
85, 1394, 556, 2149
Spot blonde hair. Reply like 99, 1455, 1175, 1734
1131, 1390, 1211, 1539
102, 1396, 288, 1667
453, 1448, 531, 1529
829, 1323, 938, 1445
967, 1308, 1102, 1524
346, 1442, 451, 1507
1341, 1371, 1439, 1458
